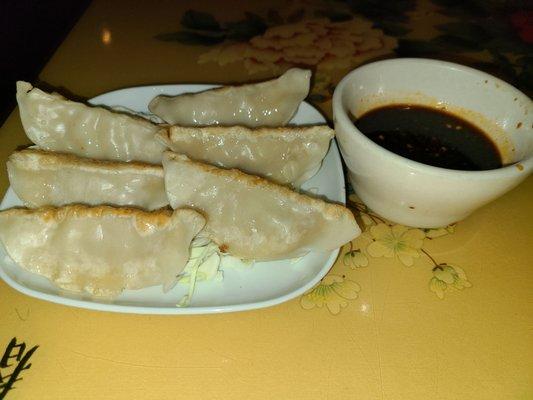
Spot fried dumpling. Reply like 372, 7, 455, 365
157, 125, 334, 185
16, 81, 166, 164
7, 149, 168, 210
162, 152, 360, 261
149, 68, 311, 127
0, 205, 205, 297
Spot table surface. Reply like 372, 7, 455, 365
0, 1, 531, 399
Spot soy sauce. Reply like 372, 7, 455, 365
354, 105, 502, 171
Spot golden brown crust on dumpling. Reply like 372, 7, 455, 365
0, 204, 173, 224
8, 148, 164, 175
0, 205, 205, 296
159, 124, 332, 186
163, 152, 352, 221
164, 125, 334, 141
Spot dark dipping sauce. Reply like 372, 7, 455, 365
354, 104, 502, 171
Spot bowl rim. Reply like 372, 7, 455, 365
332, 57, 533, 179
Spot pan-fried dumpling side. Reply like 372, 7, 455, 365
7, 149, 168, 210
158, 125, 334, 186
16, 81, 166, 164
149, 68, 311, 127
162, 152, 360, 261
0, 206, 205, 297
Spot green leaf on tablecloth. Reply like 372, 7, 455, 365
430, 0, 487, 16
488, 37, 532, 54
154, 31, 225, 45
489, 51, 519, 77
516, 59, 533, 95
516, 64, 533, 96
181, 10, 222, 32
347, 0, 416, 23
226, 13, 267, 41
267, 8, 284, 25
397, 39, 442, 56
436, 21, 492, 43
430, 0, 466, 6
469, 61, 516, 85
468, 52, 533, 95
314, 9, 352, 22
430, 0, 517, 16
515, 55, 533, 68
245, 12, 265, 24
287, 8, 305, 23
373, 21, 411, 36
430, 34, 484, 51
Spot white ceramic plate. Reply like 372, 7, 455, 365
0, 84, 346, 314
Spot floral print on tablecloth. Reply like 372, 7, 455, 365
300, 274, 361, 315
156, 0, 532, 102
155, 0, 533, 314
197, 17, 397, 101
299, 194, 472, 314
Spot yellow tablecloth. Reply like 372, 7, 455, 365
1, 1, 531, 399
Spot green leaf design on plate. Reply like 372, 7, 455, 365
181, 10, 222, 32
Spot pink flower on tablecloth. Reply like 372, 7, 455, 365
199, 17, 397, 75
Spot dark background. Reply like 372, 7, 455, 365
0, 0, 91, 124
0, 0, 530, 127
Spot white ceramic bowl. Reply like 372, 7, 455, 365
333, 58, 533, 228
